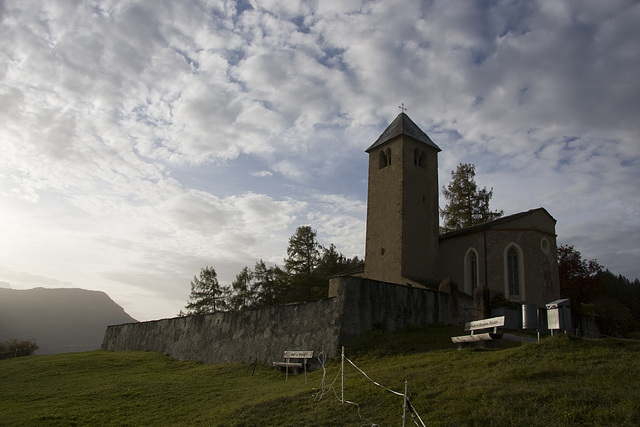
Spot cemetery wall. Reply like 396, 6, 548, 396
102, 277, 463, 365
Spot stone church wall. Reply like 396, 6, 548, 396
102, 277, 463, 365
439, 208, 561, 308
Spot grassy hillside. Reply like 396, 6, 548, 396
1, 325, 639, 426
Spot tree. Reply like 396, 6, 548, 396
229, 266, 255, 310
284, 225, 321, 276
591, 269, 640, 336
252, 260, 287, 307
441, 163, 503, 232
0, 339, 39, 359
224, 227, 362, 307
316, 244, 360, 278
557, 244, 605, 305
181, 266, 228, 316
283, 225, 324, 301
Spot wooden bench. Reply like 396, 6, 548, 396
273, 350, 314, 375
451, 316, 505, 346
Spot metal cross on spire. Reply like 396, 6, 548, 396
399, 103, 407, 113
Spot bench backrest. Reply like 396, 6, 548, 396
464, 316, 505, 332
283, 350, 313, 359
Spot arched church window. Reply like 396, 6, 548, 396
470, 252, 478, 290
503, 243, 525, 300
507, 248, 519, 296
464, 248, 479, 294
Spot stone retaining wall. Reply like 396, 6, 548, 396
102, 277, 462, 365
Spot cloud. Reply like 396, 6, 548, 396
1, 0, 639, 320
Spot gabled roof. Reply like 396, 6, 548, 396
366, 112, 441, 153
330, 262, 365, 278
439, 207, 556, 240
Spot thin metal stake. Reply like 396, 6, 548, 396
341, 346, 345, 404
402, 380, 408, 427
285, 355, 290, 381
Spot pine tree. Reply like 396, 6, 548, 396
252, 260, 286, 307
284, 225, 321, 276
229, 266, 255, 310
441, 163, 503, 232
181, 266, 228, 315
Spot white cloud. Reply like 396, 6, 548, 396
1, 0, 638, 319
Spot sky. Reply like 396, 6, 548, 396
1, 0, 639, 321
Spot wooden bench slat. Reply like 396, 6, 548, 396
273, 362, 304, 369
451, 333, 503, 343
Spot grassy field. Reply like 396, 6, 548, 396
2, 324, 639, 426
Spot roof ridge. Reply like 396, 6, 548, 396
439, 207, 555, 239
366, 112, 441, 152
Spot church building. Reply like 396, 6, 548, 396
357, 112, 560, 308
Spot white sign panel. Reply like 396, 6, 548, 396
465, 316, 505, 331
283, 350, 313, 359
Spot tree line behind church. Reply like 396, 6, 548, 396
179, 225, 360, 316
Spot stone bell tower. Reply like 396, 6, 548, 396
363, 112, 441, 285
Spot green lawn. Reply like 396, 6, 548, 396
2, 325, 639, 426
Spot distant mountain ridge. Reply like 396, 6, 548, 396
0, 287, 137, 355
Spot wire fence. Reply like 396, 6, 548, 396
313, 347, 426, 427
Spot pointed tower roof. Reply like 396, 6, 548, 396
366, 112, 441, 152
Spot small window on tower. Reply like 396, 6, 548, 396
379, 151, 387, 169
379, 148, 391, 169
414, 149, 426, 167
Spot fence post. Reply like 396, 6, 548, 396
341, 346, 345, 404
285, 354, 290, 382
402, 380, 408, 427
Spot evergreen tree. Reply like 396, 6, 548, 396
283, 226, 324, 301
229, 266, 255, 310
316, 244, 360, 278
181, 266, 228, 315
284, 225, 321, 276
598, 269, 640, 333
223, 227, 362, 308
441, 163, 503, 232
252, 260, 286, 308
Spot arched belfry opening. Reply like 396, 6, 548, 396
379, 148, 391, 169
364, 112, 441, 285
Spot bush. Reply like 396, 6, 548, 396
0, 339, 39, 359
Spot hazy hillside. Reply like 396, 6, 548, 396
0, 288, 136, 354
